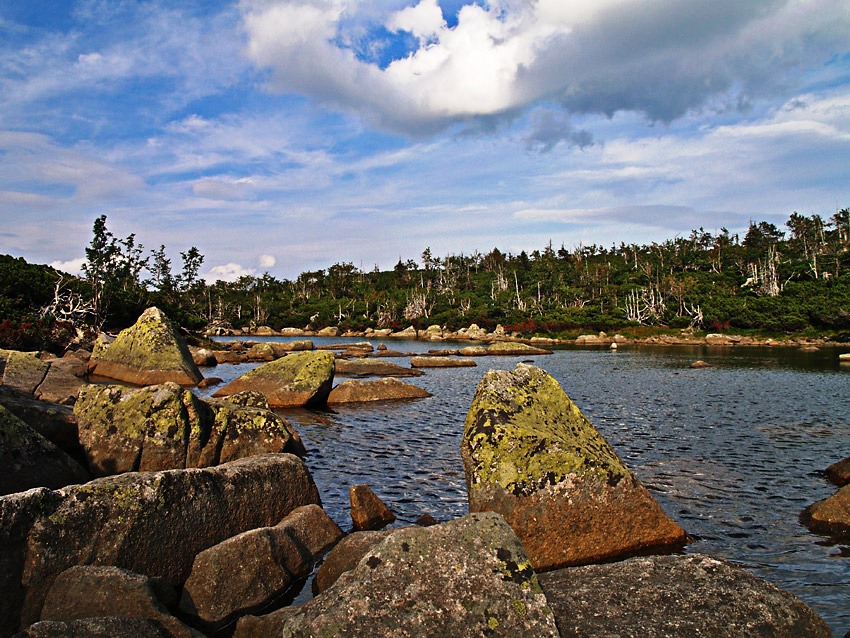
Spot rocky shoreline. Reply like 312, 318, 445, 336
1, 307, 847, 637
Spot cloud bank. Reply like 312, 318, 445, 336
241, 0, 850, 136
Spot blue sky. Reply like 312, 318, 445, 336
1, 0, 848, 282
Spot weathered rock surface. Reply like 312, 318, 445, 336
88, 308, 203, 387
213, 351, 334, 408
484, 342, 553, 356
246, 341, 314, 362
2, 453, 319, 632
280, 513, 559, 638
409, 356, 477, 368
190, 348, 217, 368
0, 387, 83, 463
801, 483, 850, 537
0, 350, 50, 396
334, 358, 422, 377
40, 566, 194, 638
33, 358, 86, 406
825, 456, 850, 487
461, 364, 687, 571
327, 378, 431, 404
15, 617, 174, 638
349, 484, 396, 531
538, 553, 831, 638
0, 405, 89, 496
312, 530, 391, 594
179, 505, 342, 629
233, 608, 298, 638
74, 384, 304, 476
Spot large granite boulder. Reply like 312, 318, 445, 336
0, 351, 50, 396
74, 384, 304, 476
213, 351, 335, 408
801, 484, 850, 538
39, 566, 194, 638
179, 505, 342, 630
0, 387, 83, 464
327, 378, 430, 404
279, 513, 559, 637
538, 553, 831, 637
461, 364, 687, 571
88, 308, 203, 387
33, 358, 86, 406
0, 405, 89, 496
1, 453, 320, 632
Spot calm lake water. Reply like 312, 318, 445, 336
204, 337, 850, 634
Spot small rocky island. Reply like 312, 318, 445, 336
0, 308, 840, 637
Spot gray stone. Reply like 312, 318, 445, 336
280, 513, 559, 637
14, 617, 174, 638
538, 553, 831, 637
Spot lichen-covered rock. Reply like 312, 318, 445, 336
349, 484, 396, 531
0, 350, 50, 396
40, 566, 195, 638
0, 387, 83, 464
327, 378, 430, 404
334, 358, 422, 378
212, 351, 335, 408
179, 505, 341, 630
825, 456, 850, 487
538, 553, 831, 637
484, 342, 553, 356
409, 356, 477, 368
0, 405, 89, 496
7, 454, 319, 631
461, 364, 687, 571
74, 384, 304, 476
280, 513, 559, 638
312, 530, 391, 594
801, 483, 850, 538
88, 307, 203, 387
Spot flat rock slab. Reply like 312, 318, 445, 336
327, 378, 430, 404
0, 351, 49, 396
213, 351, 335, 408
538, 553, 831, 637
462, 363, 686, 571
409, 356, 477, 368
280, 512, 560, 638
334, 358, 422, 377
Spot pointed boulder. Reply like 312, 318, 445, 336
88, 307, 203, 387
213, 350, 335, 408
461, 363, 687, 571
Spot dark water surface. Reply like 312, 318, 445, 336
204, 338, 850, 634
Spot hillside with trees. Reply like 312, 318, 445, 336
2, 209, 849, 351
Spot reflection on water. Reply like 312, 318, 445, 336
203, 339, 850, 634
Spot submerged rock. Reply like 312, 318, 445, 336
279, 513, 559, 638
539, 553, 831, 638
88, 308, 203, 387
327, 378, 430, 404
213, 351, 335, 408
461, 364, 687, 571
801, 484, 850, 538
0, 405, 89, 496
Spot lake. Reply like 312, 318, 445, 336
204, 337, 850, 634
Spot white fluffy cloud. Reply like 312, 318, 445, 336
241, 0, 850, 135
204, 262, 257, 283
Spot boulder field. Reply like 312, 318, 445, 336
0, 312, 836, 637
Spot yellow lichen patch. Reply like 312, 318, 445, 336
463, 364, 630, 496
